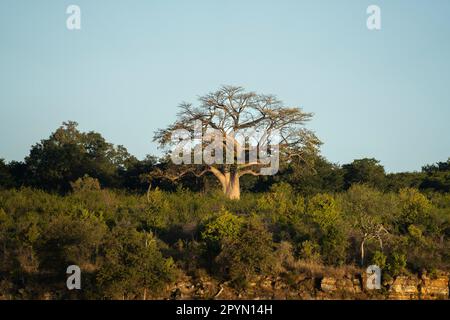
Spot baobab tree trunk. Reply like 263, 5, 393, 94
209, 167, 241, 200
222, 172, 240, 200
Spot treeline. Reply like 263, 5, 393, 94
0, 121, 449, 195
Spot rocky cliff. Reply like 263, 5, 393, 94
165, 273, 449, 300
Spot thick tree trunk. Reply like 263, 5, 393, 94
222, 172, 240, 200
209, 167, 241, 200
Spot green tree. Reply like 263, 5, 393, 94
397, 188, 432, 229
343, 158, 386, 190
307, 193, 340, 230
119, 155, 157, 191
420, 158, 450, 193
281, 155, 344, 195
201, 209, 244, 244
97, 225, 176, 299
307, 194, 348, 265
216, 217, 276, 287
36, 213, 106, 278
385, 172, 425, 192
0, 159, 14, 188
25, 121, 135, 192
257, 182, 304, 217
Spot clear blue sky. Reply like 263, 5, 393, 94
1, 0, 449, 172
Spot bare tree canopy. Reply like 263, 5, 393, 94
153, 86, 321, 199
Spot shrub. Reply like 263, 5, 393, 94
299, 240, 322, 263
371, 251, 387, 269
257, 182, 303, 217
70, 175, 101, 193
274, 241, 296, 271
307, 193, 340, 230
201, 208, 244, 244
36, 213, 106, 276
388, 252, 407, 277
398, 188, 432, 228
306, 194, 348, 265
321, 226, 348, 265
97, 225, 177, 299
216, 217, 276, 288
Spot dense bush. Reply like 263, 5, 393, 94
0, 162, 449, 298
0, 123, 449, 299
215, 216, 276, 288
96, 225, 176, 300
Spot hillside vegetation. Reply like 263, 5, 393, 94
0, 122, 449, 299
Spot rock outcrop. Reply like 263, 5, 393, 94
388, 276, 420, 300
320, 276, 361, 294
387, 275, 449, 300
420, 275, 449, 300
165, 273, 448, 300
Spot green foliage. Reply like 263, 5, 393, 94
343, 158, 386, 190
281, 156, 344, 195
1, 122, 448, 197
216, 217, 276, 288
0, 163, 449, 298
37, 213, 106, 274
201, 208, 244, 244
305, 193, 351, 265
0, 122, 449, 299
24, 121, 136, 192
0, 159, 14, 189
341, 184, 391, 221
299, 240, 321, 263
307, 193, 340, 230
385, 172, 425, 192
320, 226, 348, 265
257, 183, 304, 221
372, 251, 387, 269
97, 225, 176, 299
388, 253, 408, 277
421, 159, 450, 193
144, 188, 172, 229
398, 188, 432, 229
407, 224, 423, 240
70, 175, 101, 193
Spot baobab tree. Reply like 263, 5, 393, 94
152, 86, 321, 199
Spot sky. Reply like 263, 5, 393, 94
0, 0, 449, 173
